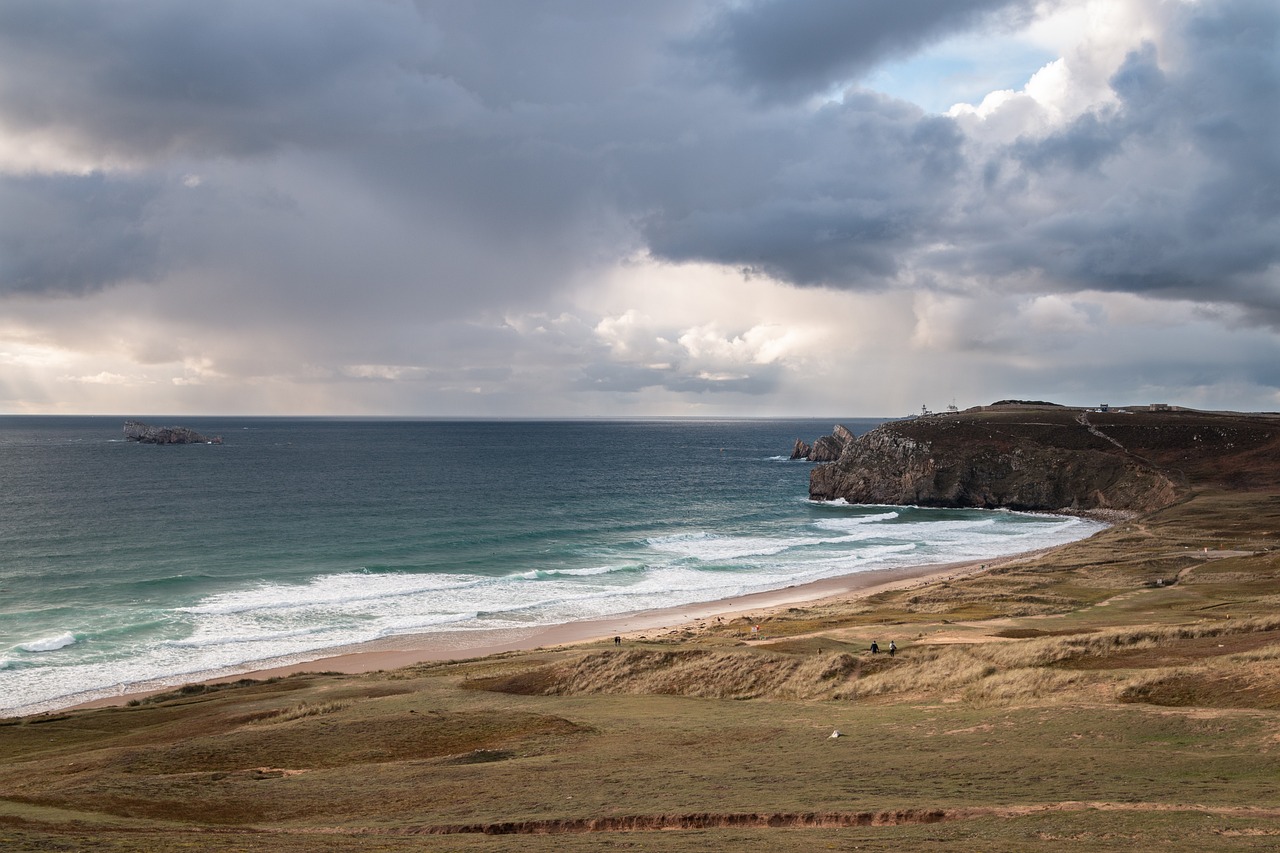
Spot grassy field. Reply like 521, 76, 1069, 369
3, 489, 1280, 851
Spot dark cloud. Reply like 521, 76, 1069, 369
0, 0, 429, 158
2, 0, 1274, 310
0, 2, 682, 307
572, 363, 670, 394
0, 172, 163, 294
631, 92, 965, 286
0, 0, 1277, 412
655, 0, 1280, 314
414, 1, 697, 106
1012, 110, 1124, 174
685, 0, 1033, 101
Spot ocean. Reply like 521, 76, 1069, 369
0, 417, 1104, 715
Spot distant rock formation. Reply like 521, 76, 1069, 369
790, 424, 857, 462
123, 420, 222, 445
803, 402, 1280, 514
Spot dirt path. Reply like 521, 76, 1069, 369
1078, 411, 1126, 450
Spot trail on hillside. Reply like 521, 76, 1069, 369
1077, 411, 1127, 450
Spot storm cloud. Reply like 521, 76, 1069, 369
0, 172, 163, 294
0, 0, 1277, 415
685, 0, 1036, 101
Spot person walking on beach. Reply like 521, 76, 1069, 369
870, 640, 879, 654
889, 640, 897, 657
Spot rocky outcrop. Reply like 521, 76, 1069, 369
792, 424, 857, 462
807, 406, 1200, 514
123, 420, 222, 445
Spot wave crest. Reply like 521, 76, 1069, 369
17, 631, 78, 653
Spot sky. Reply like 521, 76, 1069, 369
1, 0, 1277, 417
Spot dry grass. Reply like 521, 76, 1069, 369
964, 668, 1088, 706
988, 617, 1280, 665
467, 614, 1280, 709
844, 648, 996, 699
896, 580, 1082, 616
1117, 663, 1280, 709
4, 488, 1280, 850
250, 700, 349, 724
1227, 643, 1280, 663
538, 648, 869, 701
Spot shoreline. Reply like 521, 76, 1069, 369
59, 550, 1043, 714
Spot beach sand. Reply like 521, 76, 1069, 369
61, 552, 1036, 714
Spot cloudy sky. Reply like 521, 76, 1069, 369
1, 0, 1277, 417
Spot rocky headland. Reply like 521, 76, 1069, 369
123, 420, 222, 445
789, 423, 857, 462
803, 402, 1280, 515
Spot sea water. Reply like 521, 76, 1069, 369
0, 417, 1105, 715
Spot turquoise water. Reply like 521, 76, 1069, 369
0, 417, 1104, 714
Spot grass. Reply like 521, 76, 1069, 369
2, 489, 1280, 850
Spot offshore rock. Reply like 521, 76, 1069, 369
123, 420, 222, 445
806, 403, 1280, 514
789, 439, 812, 460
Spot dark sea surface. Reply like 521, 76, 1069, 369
0, 417, 1104, 714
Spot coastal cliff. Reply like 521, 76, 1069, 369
123, 420, 222, 445
789, 424, 856, 462
806, 404, 1280, 514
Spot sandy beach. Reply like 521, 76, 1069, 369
64, 552, 1024, 713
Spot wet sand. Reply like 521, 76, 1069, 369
64, 552, 1034, 713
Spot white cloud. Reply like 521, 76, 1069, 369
67, 371, 145, 386
341, 364, 427, 381
593, 309, 656, 358
0, 339, 71, 368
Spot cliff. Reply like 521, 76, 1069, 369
790, 424, 857, 462
123, 421, 223, 445
808, 404, 1280, 514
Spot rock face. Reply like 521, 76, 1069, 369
123, 421, 222, 445
806, 404, 1280, 514
791, 424, 857, 462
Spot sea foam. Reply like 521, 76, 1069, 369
17, 632, 77, 653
